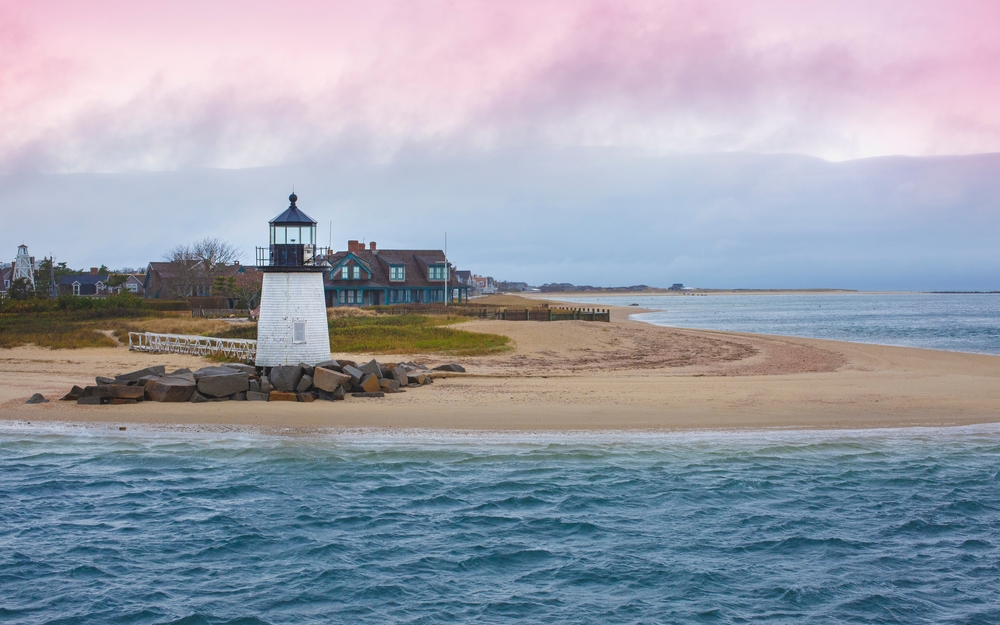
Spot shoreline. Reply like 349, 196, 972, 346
5, 418, 1000, 439
3, 299, 999, 433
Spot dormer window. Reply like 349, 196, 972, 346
390, 265, 405, 281
72, 282, 81, 296
353, 266, 360, 280
341, 265, 350, 280
428, 265, 448, 280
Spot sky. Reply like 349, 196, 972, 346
1, 0, 999, 289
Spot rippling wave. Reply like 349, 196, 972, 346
2, 426, 1000, 623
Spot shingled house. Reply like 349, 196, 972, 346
322, 240, 469, 306
58, 269, 109, 296
144, 261, 247, 299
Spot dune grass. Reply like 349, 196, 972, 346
0, 310, 146, 349
328, 314, 510, 356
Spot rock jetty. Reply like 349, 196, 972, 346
57, 359, 463, 405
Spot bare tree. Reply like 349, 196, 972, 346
163, 238, 244, 298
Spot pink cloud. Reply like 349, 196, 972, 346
3, 0, 1000, 172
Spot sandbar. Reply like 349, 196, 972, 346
3, 305, 999, 432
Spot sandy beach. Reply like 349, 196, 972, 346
3, 301, 999, 432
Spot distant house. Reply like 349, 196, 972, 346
59, 269, 109, 296
0, 265, 11, 296
668, 283, 685, 291
472, 275, 497, 294
119, 273, 146, 296
498, 281, 529, 292
322, 240, 470, 306
144, 261, 246, 299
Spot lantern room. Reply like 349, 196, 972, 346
266, 193, 317, 268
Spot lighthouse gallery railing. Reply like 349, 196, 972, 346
128, 332, 256, 362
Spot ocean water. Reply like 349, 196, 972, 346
556, 293, 1000, 355
3, 425, 1000, 624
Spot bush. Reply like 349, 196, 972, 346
145, 300, 191, 311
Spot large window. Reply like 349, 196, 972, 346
293, 320, 306, 343
126, 283, 138, 292
390, 265, 405, 281
428, 265, 448, 280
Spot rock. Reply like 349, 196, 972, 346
25, 393, 49, 404
360, 373, 382, 393
406, 372, 427, 385
433, 363, 466, 373
194, 366, 241, 379
297, 362, 316, 377
115, 365, 166, 383
338, 359, 358, 369
297, 392, 316, 402
248, 379, 260, 393
230, 392, 247, 401
268, 390, 298, 402
260, 376, 272, 394
315, 359, 342, 372
359, 359, 383, 379
313, 367, 352, 392
169, 368, 192, 376
342, 365, 365, 387
144, 377, 197, 402
423, 376, 434, 384
296, 374, 314, 393
316, 386, 346, 401
61, 385, 85, 401
380, 378, 400, 392
246, 391, 269, 401
406, 383, 421, 388
96, 376, 116, 385
108, 398, 138, 405
223, 363, 257, 375
390, 365, 409, 385
102, 385, 144, 400
269, 365, 304, 392
351, 392, 385, 398
165, 370, 196, 384
77, 396, 103, 405
190, 391, 209, 403
196, 371, 249, 398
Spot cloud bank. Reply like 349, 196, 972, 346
3, 0, 1000, 173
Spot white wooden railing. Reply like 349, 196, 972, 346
128, 332, 256, 361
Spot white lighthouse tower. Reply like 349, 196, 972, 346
13, 244, 35, 289
255, 193, 331, 367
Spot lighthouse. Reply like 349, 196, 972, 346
255, 193, 331, 367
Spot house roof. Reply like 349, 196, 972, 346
323, 249, 464, 289
269, 193, 316, 225
59, 274, 108, 286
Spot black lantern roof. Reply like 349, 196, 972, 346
269, 193, 316, 225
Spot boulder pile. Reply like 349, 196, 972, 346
58, 359, 465, 404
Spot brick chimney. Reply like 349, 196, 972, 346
348, 240, 359, 254
90, 267, 98, 275
369, 241, 376, 252
358, 242, 366, 251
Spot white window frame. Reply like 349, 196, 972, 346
353, 266, 361, 280
390, 266, 405, 281
72, 282, 81, 296
341, 266, 350, 280
292, 320, 306, 343
126, 283, 138, 292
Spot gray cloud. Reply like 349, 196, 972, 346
1, 149, 998, 290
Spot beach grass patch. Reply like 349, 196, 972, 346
328, 314, 509, 355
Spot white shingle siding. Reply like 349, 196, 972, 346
255, 272, 331, 366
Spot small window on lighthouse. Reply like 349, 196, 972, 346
293, 320, 306, 343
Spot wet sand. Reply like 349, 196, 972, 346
3, 306, 1000, 432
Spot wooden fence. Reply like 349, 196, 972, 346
192, 308, 251, 318
361, 304, 610, 322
